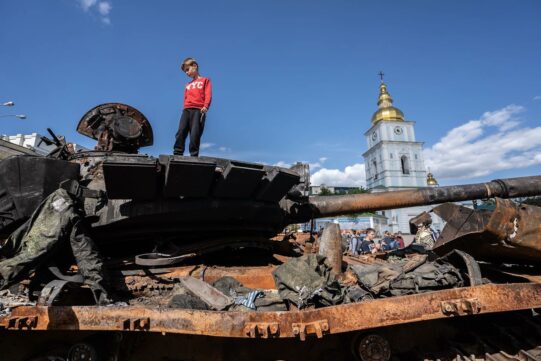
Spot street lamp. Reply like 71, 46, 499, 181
1, 101, 15, 107
0, 114, 27, 119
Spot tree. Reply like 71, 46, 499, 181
347, 187, 369, 194
319, 186, 333, 196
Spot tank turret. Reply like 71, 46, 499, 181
1, 103, 540, 248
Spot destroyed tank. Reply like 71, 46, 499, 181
1, 103, 541, 361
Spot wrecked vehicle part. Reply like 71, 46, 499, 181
318, 222, 343, 276
0, 188, 108, 300
1, 282, 541, 339
76, 103, 153, 153
293, 175, 541, 222
433, 198, 541, 263
0, 311, 540, 361
438, 249, 483, 286
1, 103, 541, 360
0, 156, 80, 238
211, 276, 285, 312
349, 252, 466, 297
272, 254, 344, 309
37, 280, 96, 307
177, 277, 233, 310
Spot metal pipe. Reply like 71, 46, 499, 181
305, 175, 541, 219
318, 223, 343, 276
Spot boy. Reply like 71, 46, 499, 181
360, 228, 377, 254
173, 57, 212, 156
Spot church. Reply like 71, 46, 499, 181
362, 76, 442, 234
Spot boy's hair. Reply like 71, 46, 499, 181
366, 228, 375, 234
181, 57, 198, 72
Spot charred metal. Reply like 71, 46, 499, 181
1, 103, 541, 361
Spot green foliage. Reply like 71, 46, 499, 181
347, 187, 369, 194
319, 186, 333, 196
317, 186, 368, 196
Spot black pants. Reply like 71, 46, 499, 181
174, 108, 206, 156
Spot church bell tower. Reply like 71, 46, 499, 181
362, 75, 428, 190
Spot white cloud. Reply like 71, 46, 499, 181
77, 0, 112, 24
534, 95, 541, 101
311, 163, 366, 187
200, 142, 214, 150
274, 161, 291, 168
297, 104, 539, 187
424, 104, 541, 179
305, 156, 329, 171
218, 146, 231, 152
80, 0, 97, 11
98, 1, 112, 15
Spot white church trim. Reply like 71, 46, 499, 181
363, 78, 442, 233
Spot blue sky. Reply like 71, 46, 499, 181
1, 0, 540, 186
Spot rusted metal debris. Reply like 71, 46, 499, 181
2, 103, 541, 361
298, 176, 541, 221
76, 103, 153, 153
433, 198, 541, 263
1, 283, 541, 338
317, 223, 343, 276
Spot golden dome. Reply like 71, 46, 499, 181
426, 172, 439, 186
371, 82, 405, 124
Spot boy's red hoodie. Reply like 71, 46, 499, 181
184, 77, 212, 110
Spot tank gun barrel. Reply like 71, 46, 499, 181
290, 175, 541, 222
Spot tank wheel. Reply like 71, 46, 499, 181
68, 342, 100, 361
353, 334, 391, 361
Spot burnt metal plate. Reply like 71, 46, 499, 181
256, 168, 300, 202
160, 155, 217, 198
0, 156, 80, 236
213, 161, 265, 199
103, 158, 158, 200
76, 103, 153, 146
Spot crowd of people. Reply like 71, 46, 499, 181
343, 228, 406, 255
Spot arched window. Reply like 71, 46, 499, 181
373, 160, 378, 179
401, 155, 410, 175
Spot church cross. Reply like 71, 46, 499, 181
378, 71, 385, 82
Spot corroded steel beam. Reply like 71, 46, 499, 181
433, 198, 541, 263
297, 176, 541, 220
2, 283, 541, 339
151, 266, 278, 290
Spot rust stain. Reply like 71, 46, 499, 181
2, 282, 541, 339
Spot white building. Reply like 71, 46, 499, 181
1, 133, 87, 156
1, 133, 57, 156
362, 80, 443, 234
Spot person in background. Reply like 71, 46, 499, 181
173, 57, 213, 157
360, 228, 377, 254
382, 230, 399, 250
394, 232, 405, 249
349, 230, 361, 255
